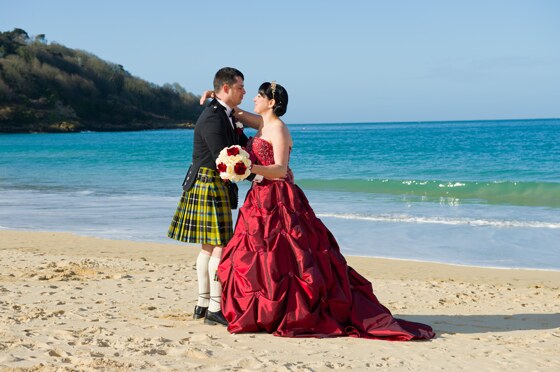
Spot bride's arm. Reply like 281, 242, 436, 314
199, 90, 214, 105
199, 90, 263, 130
232, 108, 263, 130
250, 123, 291, 179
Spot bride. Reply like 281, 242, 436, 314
210, 82, 435, 340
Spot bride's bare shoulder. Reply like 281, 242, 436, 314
269, 120, 292, 145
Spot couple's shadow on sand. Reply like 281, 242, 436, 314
400, 314, 560, 334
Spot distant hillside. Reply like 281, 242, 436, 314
0, 28, 202, 133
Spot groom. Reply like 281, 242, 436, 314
168, 67, 248, 326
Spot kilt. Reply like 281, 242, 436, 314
168, 167, 233, 246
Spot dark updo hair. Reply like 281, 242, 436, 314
258, 82, 288, 117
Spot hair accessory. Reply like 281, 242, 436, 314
270, 80, 277, 99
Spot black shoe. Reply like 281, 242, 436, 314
193, 305, 208, 319
204, 310, 228, 326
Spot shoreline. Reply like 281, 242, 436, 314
1, 230, 559, 370
2, 117, 558, 134
3, 226, 560, 273
350, 253, 560, 273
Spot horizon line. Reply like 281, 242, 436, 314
288, 117, 560, 126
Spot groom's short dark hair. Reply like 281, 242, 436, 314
214, 67, 244, 92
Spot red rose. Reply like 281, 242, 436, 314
233, 161, 247, 175
236, 128, 244, 136
227, 147, 240, 156
217, 162, 227, 173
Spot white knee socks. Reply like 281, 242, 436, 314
208, 255, 222, 313
196, 252, 211, 307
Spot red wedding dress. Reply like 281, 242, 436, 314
218, 137, 435, 340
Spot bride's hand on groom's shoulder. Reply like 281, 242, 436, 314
199, 90, 215, 105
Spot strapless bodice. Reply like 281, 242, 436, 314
247, 136, 293, 183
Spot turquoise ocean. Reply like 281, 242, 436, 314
1, 119, 559, 270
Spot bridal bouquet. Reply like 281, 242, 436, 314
216, 145, 252, 182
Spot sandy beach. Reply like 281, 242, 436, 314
1, 230, 559, 371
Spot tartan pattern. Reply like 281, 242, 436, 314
168, 167, 233, 246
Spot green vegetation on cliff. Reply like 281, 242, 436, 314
0, 28, 202, 133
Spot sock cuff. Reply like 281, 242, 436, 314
197, 251, 211, 263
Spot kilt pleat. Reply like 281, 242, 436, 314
168, 167, 233, 246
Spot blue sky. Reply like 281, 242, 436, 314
2, 0, 559, 124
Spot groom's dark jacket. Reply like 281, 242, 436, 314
182, 99, 249, 202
